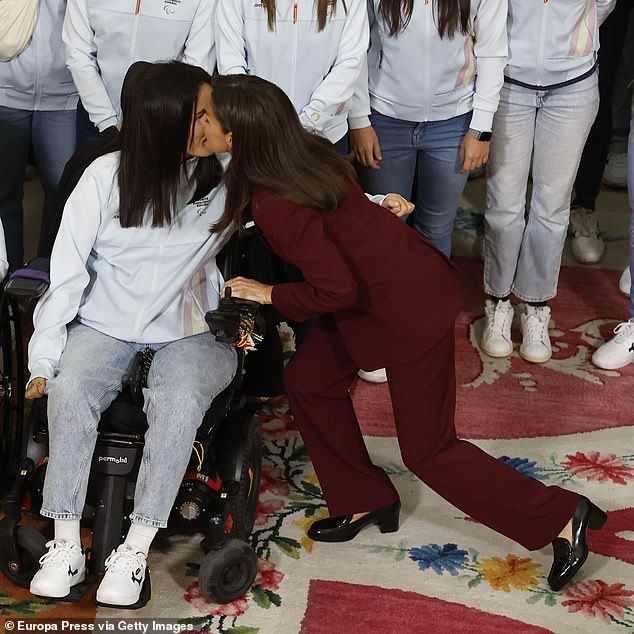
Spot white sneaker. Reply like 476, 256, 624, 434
96, 544, 147, 607
592, 320, 634, 370
569, 207, 605, 264
520, 305, 552, 363
30, 539, 86, 598
481, 299, 514, 357
357, 368, 387, 383
619, 267, 631, 297
602, 152, 627, 188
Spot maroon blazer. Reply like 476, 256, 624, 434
251, 181, 463, 370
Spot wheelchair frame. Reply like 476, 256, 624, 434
0, 252, 264, 607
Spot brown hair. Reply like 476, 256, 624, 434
116, 62, 221, 228
263, 0, 346, 31
378, 0, 470, 38
209, 74, 357, 235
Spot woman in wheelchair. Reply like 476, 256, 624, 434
205, 73, 607, 594
25, 62, 238, 607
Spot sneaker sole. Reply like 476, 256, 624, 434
591, 356, 634, 371
519, 349, 552, 364
480, 343, 513, 358
31, 569, 86, 598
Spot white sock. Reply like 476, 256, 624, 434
123, 522, 158, 556
54, 519, 81, 547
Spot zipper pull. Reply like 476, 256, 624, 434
135, 0, 141, 14
293, 1, 298, 23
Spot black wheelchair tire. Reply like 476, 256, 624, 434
198, 539, 258, 604
227, 414, 262, 540
0, 526, 48, 588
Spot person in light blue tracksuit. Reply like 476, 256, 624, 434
215, 0, 369, 153
0, 0, 78, 271
592, 103, 634, 371
480, 0, 616, 367
350, 0, 507, 259
63, 0, 216, 140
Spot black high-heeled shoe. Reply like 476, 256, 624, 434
548, 496, 607, 592
307, 500, 401, 543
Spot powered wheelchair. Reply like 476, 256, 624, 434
0, 231, 270, 608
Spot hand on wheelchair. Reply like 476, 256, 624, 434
206, 284, 267, 350
26, 377, 47, 400
222, 277, 272, 305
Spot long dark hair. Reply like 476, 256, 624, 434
106, 61, 221, 228
378, 0, 470, 38
209, 74, 357, 236
263, 0, 346, 32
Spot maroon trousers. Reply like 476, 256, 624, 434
284, 317, 579, 551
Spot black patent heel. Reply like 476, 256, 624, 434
378, 508, 400, 534
588, 504, 608, 530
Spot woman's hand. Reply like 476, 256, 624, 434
350, 126, 382, 170
381, 193, 414, 218
460, 133, 490, 173
223, 277, 273, 304
26, 377, 47, 400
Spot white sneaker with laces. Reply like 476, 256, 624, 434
569, 207, 605, 264
96, 544, 147, 607
357, 368, 387, 383
30, 539, 85, 598
592, 320, 634, 370
619, 267, 631, 297
520, 305, 552, 363
481, 299, 514, 358
602, 152, 627, 188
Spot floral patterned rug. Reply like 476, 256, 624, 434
2, 257, 633, 633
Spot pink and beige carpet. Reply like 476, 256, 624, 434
2, 255, 634, 633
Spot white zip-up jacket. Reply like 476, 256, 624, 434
350, 0, 507, 132
215, 0, 369, 143
0, 0, 78, 112
28, 152, 229, 381
62, 0, 216, 131
506, 0, 616, 88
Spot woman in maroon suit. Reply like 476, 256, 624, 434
203, 73, 606, 592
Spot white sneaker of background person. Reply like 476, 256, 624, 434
603, 152, 628, 188
592, 319, 634, 370
30, 539, 86, 598
481, 299, 514, 358
569, 207, 605, 264
96, 544, 147, 606
358, 368, 388, 383
619, 267, 631, 297
520, 305, 552, 363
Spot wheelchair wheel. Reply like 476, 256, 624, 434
198, 539, 258, 604
227, 414, 262, 540
0, 526, 48, 588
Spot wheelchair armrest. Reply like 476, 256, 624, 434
5, 258, 50, 299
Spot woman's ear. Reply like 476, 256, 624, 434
226, 132, 233, 153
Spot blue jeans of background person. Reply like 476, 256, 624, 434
484, 74, 599, 302
357, 110, 471, 257
40, 323, 237, 528
627, 107, 634, 318
0, 107, 77, 271
75, 101, 99, 146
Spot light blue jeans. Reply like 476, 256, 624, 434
484, 74, 599, 302
0, 107, 77, 270
40, 323, 237, 528
357, 110, 472, 257
627, 107, 634, 318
